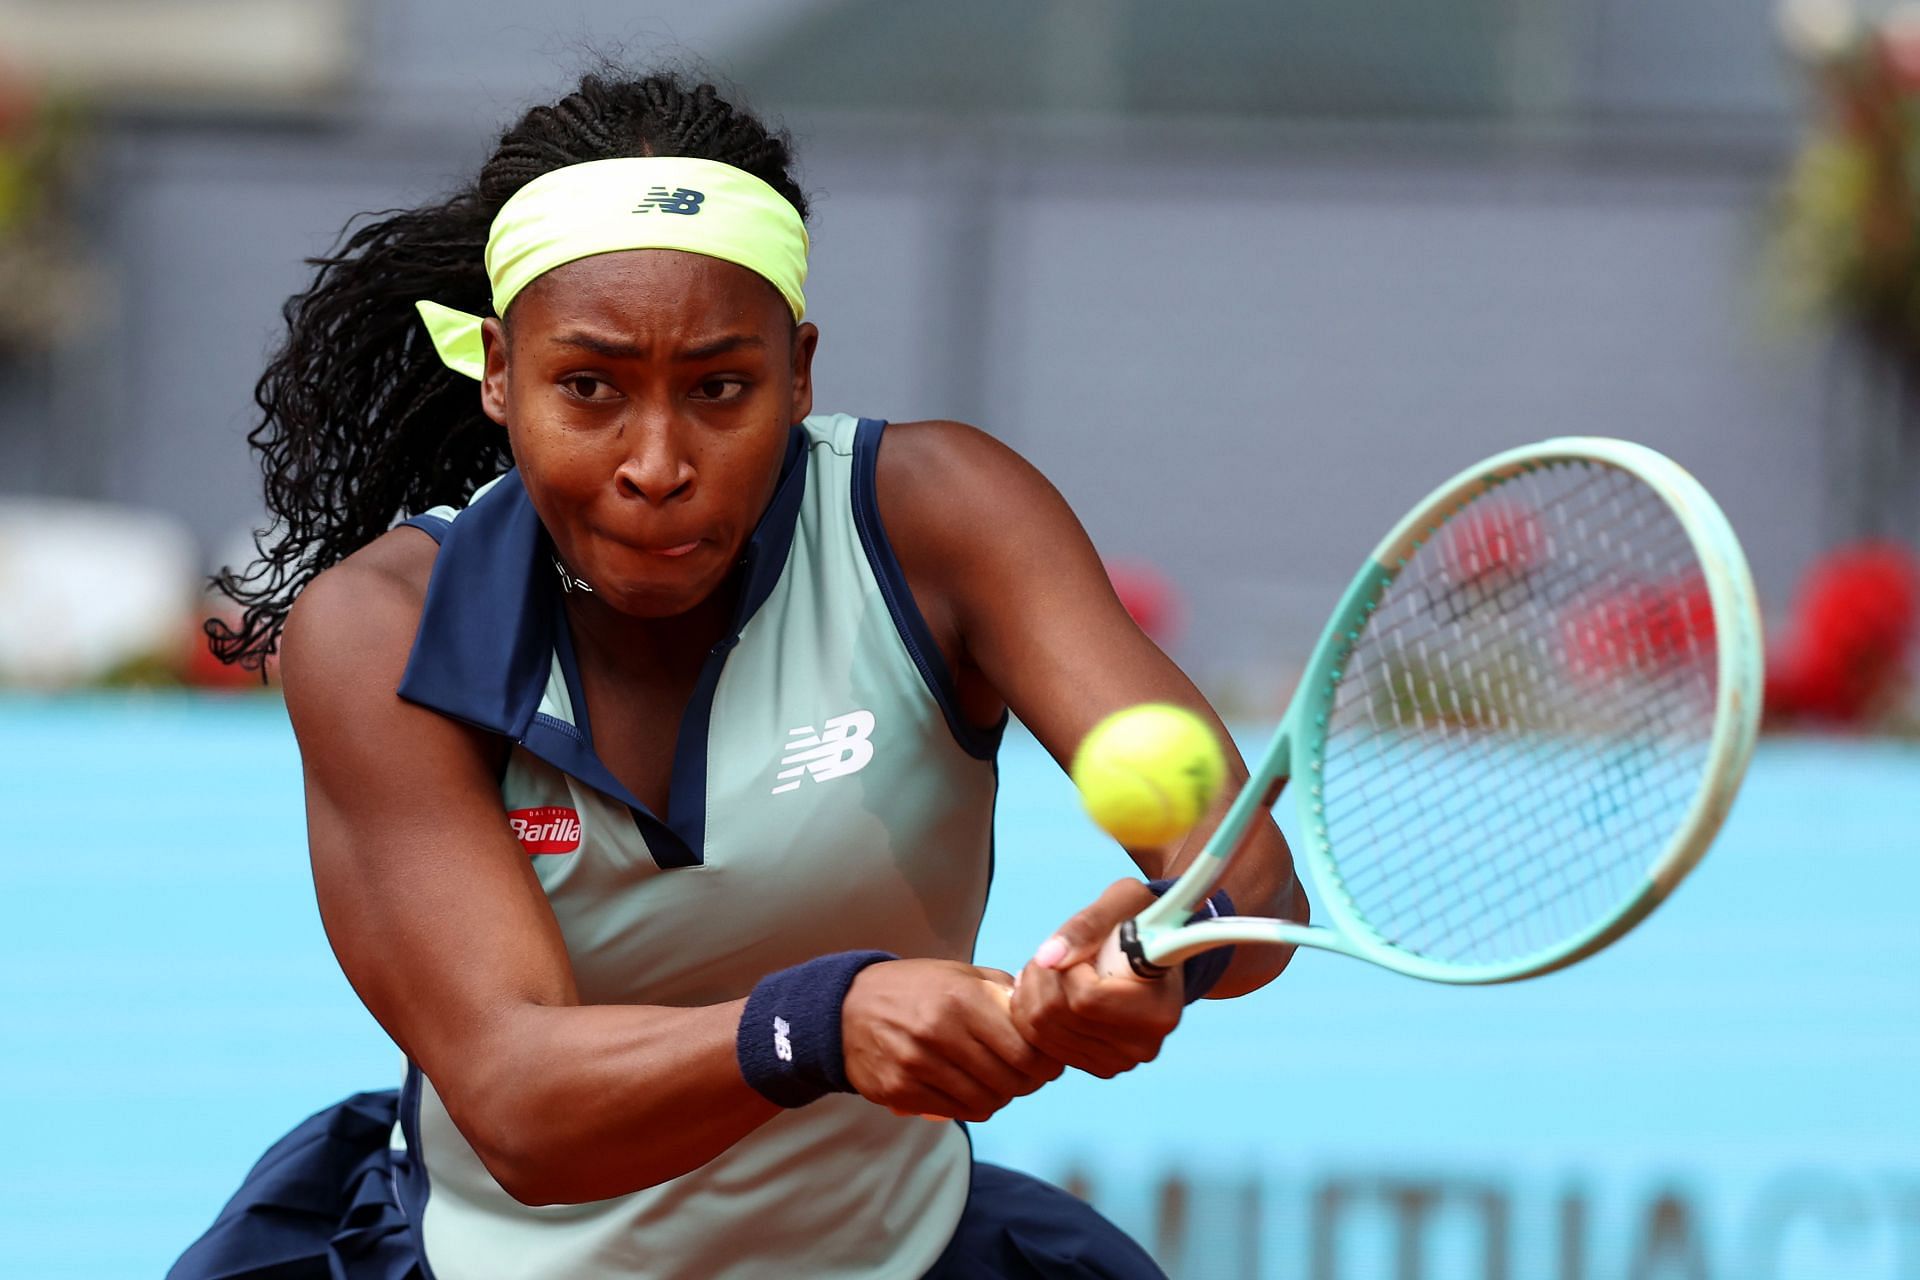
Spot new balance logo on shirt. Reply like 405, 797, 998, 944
773, 1016, 793, 1062
772, 710, 876, 794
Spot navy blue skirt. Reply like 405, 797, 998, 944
169, 1091, 1164, 1279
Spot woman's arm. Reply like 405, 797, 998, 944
282, 535, 1055, 1202
877, 422, 1310, 999
281, 537, 780, 1204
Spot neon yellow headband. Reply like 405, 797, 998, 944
415, 156, 810, 380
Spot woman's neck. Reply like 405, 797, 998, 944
560, 573, 741, 690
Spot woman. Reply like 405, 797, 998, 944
176, 71, 1304, 1279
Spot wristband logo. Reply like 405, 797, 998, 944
507, 806, 582, 855
773, 1016, 793, 1063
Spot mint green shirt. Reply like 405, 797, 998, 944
393, 413, 1002, 1278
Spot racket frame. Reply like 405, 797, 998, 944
1121, 437, 1763, 985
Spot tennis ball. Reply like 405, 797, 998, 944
1070, 703, 1227, 847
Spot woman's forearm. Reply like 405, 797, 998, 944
445, 998, 781, 1205
1208, 819, 1309, 999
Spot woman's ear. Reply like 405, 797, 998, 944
790, 321, 819, 424
480, 317, 509, 427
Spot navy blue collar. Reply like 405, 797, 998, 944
396, 424, 810, 867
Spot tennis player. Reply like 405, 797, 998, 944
172, 71, 1305, 1279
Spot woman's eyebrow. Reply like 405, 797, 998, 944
676, 334, 766, 362
547, 331, 766, 362
548, 331, 645, 360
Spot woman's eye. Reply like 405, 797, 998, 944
563, 376, 612, 400
694, 378, 746, 402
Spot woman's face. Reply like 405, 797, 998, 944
480, 249, 817, 618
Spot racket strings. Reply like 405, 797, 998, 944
1326, 471, 1711, 958
1384, 722, 1697, 959
1327, 475, 1707, 953
1382, 629, 1712, 951
1315, 461, 1718, 969
1331, 633, 1703, 919
1338, 463, 1672, 667
1330, 571, 1700, 899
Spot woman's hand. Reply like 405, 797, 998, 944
840, 960, 1065, 1122
848, 959, 1075, 1120
1009, 880, 1184, 1079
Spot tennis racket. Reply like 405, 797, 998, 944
1102, 437, 1763, 986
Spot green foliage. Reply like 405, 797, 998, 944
1771, 13, 1920, 347
0, 74, 92, 356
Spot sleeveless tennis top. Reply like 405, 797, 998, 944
390, 413, 1003, 1279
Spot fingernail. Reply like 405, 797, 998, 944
1033, 936, 1068, 969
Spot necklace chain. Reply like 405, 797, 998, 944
552, 555, 594, 595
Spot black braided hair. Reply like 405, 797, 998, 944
207, 71, 809, 669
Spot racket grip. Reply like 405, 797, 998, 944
1096, 919, 1171, 982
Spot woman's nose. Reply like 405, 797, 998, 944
613, 419, 695, 505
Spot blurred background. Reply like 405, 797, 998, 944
1, 1, 1916, 1277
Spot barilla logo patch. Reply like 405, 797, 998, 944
508, 806, 582, 855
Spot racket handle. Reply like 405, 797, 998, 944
1096, 920, 1172, 982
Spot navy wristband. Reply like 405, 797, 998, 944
737, 950, 897, 1108
1145, 878, 1237, 1004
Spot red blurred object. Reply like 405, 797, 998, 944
0, 58, 39, 142
1106, 559, 1183, 647
1564, 577, 1716, 680
1881, 17, 1920, 91
1445, 503, 1543, 582
1766, 541, 1919, 725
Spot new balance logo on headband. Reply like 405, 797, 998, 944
772, 710, 876, 794
633, 186, 704, 215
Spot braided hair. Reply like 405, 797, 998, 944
207, 72, 809, 668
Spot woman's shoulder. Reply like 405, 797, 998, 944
871, 417, 996, 463
873, 419, 1072, 558
278, 524, 510, 772
281, 526, 441, 697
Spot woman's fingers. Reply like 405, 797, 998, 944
1029, 879, 1160, 973
842, 958, 1067, 1120
1013, 1015, 1136, 1079
1011, 955, 1180, 1078
924, 976, 1063, 1110
878, 1076, 975, 1121
1010, 969, 1138, 1077
967, 972, 1067, 1092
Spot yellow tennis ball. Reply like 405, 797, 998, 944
1070, 703, 1227, 847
